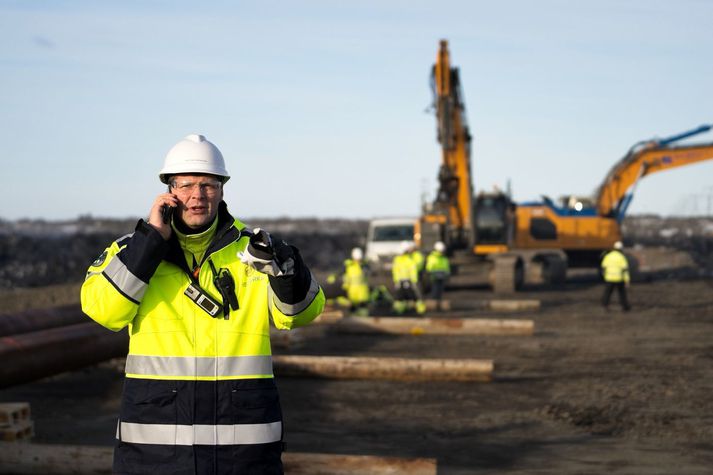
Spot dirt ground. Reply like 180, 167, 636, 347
2, 273, 713, 474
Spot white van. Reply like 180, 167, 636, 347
364, 218, 416, 269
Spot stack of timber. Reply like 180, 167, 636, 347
0, 403, 33, 442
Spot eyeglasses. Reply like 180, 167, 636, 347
170, 179, 222, 196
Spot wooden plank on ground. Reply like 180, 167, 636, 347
487, 299, 541, 311
424, 299, 451, 311
273, 355, 493, 382
283, 451, 437, 475
334, 316, 534, 336
314, 309, 345, 323
0, 443, 436, 475
440, 299, 541, 312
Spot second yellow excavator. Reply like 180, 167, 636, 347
418, 39, 713, 292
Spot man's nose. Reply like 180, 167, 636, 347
188, 185, 207, 199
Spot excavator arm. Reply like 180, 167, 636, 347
429, 39, 475, 248
595, 124, 713, 221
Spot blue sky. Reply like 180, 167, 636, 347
2, 0, 712, 220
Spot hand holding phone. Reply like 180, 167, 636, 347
161, 204, 174, 224
149, 193, 178, 241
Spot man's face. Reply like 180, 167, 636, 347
168, 174, 224, 229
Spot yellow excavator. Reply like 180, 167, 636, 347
418, 39, 713, 292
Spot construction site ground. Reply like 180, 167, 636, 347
2, 272, 713, 474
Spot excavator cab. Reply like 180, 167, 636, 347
473, 192, 513, 247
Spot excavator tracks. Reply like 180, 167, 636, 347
489, 255, 524, 294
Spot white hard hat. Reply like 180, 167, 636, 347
351, 247, 363, 261
159, 134, 230, 184
613, 241, 623, 250
434, 241, 446, 253
399, 241, 412, 254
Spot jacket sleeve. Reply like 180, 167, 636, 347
81, 220, 168, 331
267, 245, 324, 330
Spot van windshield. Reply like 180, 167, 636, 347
372, 225, 414, 242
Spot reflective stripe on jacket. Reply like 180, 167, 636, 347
601, 249, 630, 283
81, 202, 324, 474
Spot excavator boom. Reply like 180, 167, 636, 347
596, 125, 713, 220
429, 40, 475, 248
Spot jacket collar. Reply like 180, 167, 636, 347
165, 201, 244, 279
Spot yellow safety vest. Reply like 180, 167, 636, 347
342, 259, 370, 304
81, 203, 324, 474
410, 250, 425, 272
426, 251, 450, 275
392, 254, 418, 284
601, 249, 630, 283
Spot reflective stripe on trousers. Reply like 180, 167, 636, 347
125, 354, 273, 378
117, 421, 282, 445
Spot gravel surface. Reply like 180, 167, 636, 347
2, 275, 713, 474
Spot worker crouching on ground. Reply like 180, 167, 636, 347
341, 247, 370, 316
392, 241, 426, 315
426, 241, 451, 311
81, 134, 325, 475
600, 240, 631, 311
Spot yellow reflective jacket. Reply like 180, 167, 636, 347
410, 250, 425, 272
426, 251, 450, 275
342, 259, 369, 304
392, 254, 418, 284
601, 249, 630, 283
81, 202, 324, 474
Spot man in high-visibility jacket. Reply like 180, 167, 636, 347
408, 244, 426, 294
409, 244, 425, 273
81, 134, 324, 474
600, 241, 631, 311
426, 241, 450, 311
341, 247, 370, 314
392, 242, 426, 315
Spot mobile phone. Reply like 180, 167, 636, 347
161, 204, 174, 224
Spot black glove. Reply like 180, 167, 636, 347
239, 228, 295, 276
248, 229, 275, 260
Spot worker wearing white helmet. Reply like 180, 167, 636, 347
601, 240, 631, 311
426, 241, 451, 310
81, 134, 325, 474
391, 241, 426, 315
147, 134, 231, 235
351, 247, 364, 261
341, 247, 370, 313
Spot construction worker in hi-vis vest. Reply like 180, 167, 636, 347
81, 134, 325, 474
600, 240, 631, 311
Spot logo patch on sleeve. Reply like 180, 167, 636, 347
91, 251, 108, 267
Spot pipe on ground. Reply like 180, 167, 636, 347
0, 323, 127, 389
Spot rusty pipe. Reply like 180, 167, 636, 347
0, 322, 127, 389
0, 304, 86, 337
